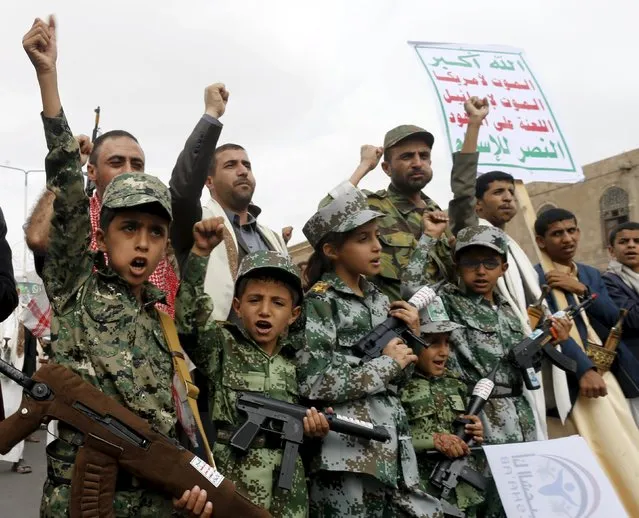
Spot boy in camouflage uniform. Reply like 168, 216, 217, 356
175, 222, 330, 518
24, 16, 212, 517
400, 297, 487, 517
402, 225, 538, 445
297, 184, 443, 517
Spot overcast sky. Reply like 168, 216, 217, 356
2, 0, 638, 277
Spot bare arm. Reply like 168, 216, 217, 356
25, 189, 55, 252
349, 145, 383, 186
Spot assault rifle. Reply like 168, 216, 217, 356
509, 294, 597, 390
231, 392, 390, 491
0, 359, 270, 518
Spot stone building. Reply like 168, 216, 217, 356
289, 148, 639, 272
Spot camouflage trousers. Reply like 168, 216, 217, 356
481, 396, 536, 445
213, 442, 308, 518
309, 471, 443, 518
40, 479, 176, 518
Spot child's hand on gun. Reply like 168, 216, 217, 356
389, 300, 420, 336
382, 337, 418, 369
192, 217, 225, 257
461, 414, 484, 444
303, 407, 331, 438
433, 432, 470, 458
550, 316, 572, 344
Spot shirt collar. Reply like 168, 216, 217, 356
387, 183, 433, 215
223, 204, 262, 227
321, 271, 377, 298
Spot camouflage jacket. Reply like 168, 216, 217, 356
400, 372, 485, 510
175, 253, 308, 517
41, 110, 176, 516
363, 153, 478, 301
401, 237, 537, 444
297, 272, 422, 489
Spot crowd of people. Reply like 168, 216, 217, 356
1, 13, 639, 518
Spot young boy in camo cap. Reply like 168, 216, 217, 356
400, 296, 486, 517
175, 220, 330, 518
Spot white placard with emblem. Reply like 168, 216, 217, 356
483, 436, 627, 518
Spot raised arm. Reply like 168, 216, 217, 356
349, 145, 384, 187
23, 16, 93, 312
169, 84, 227, 268
175, 217, 226, 373
448, 97, 489, 236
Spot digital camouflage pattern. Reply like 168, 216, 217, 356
41, 110, 176, 516
401, 372, 487, 516
101, 172, 173, 221
235, 250, 303, 303
419, 296, 464, 335
454, 226, 509, 258
364, 186, 454, 302
402, 229, 537, 445
175, 252, 308, 517
298, 272, 443, 517
383, 124, 434, 149
302, 181, 383, 248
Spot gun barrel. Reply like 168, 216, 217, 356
0, 357, 34, 391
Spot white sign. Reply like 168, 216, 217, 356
410, 42, 583, 183
483, 436, 627, 518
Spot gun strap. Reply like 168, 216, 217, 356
157, 310, 216, 469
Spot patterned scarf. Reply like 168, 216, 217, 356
89, 194, 179, 316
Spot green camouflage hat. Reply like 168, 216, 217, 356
419, 296, 464, 335
101, 173, 172, 221
235, 250, 304, 303
303, 183, 383, 248
454, 225, 508, 257
384, 124, 434, 150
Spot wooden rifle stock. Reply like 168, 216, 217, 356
0, 363, 270, 518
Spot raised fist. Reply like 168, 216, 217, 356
360, 145, 384, 172
282, 226, 293, 244
192, 217, 225, 256
422, 210, 449, 239
464, 96, 489, 124
204, 83, 229, 119
23, 16, 57, 75
75, 134, 93, 167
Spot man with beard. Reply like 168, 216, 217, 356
349, 97, 489, 302
170, 143, 287, 322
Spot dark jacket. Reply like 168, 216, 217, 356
0, 207, 18, 321
535, 263, 639, 399
602, 271, 639, 360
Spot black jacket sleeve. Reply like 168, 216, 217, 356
0, 207, 18, 321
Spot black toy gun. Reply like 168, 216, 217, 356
428, 366, 497, 505
352, 280, 445, 362
508, 293, 597, 390
231, 391, 390, 491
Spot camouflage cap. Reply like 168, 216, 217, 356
101, 173, 172, 221
384, 124, 434, 150
235, 250, 304, 303
303, 184, 383, 248
419, 296, 464, 335
454, 225, 508, 257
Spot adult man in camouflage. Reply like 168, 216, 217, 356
348, 97, 489, 302
176, 238, 329, 517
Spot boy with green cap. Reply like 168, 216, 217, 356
27, 15, 213, 517
175, 225, 330, 518
400, 297, 486, 517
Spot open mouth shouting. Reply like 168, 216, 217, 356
129, 257, 148, 276
254, 320, 273, 336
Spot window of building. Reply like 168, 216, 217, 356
600, 186, 629, 246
